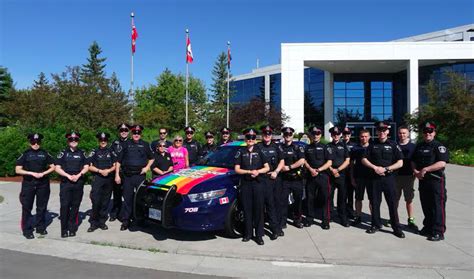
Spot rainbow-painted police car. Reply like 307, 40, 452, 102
134, 141, 246, 237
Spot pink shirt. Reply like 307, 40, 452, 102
168, 146, 188, 171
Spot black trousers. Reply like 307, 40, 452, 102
59, 180, 84, 234
121, 174, 145, 225
240, 179, 265, 238
110, 177, 123, 218
89, 175, 114, 227
419, 176, 447, 235
306, 173, 331, 223
346, 174, 355, 216
281, 179, 304, 227
262, 176, 279, 233
20, 179, 50, 234
370, 175, 400, 230
330, 174, 348, 223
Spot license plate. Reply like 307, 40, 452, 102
148, 208, 162, 221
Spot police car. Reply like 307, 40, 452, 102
134, 141, 246, 237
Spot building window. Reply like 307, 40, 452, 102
270, 73, 281, 110
305, 68, 324, 127
230, 76, 265, 105
370, 81, 393, 121
333, 81, 365, 123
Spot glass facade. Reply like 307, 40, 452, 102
370, 81, 393, 121
269, 73, 281, 110
230, 76, 265, 104
304, 68, 325, 126
333, 81, 365, 122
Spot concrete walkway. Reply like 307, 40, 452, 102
0, 164, 472, 278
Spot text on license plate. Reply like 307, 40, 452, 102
149, 208, 162, 221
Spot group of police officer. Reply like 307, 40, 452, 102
15, 120, 448, 244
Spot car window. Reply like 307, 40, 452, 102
200, 146, 238, 169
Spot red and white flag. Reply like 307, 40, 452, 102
186, 36, 194, 63
131, 22, 138, 54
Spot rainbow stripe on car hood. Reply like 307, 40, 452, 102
150, 166, 230, 194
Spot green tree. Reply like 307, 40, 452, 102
208, 52, 233, 128
405, 71, 474, 150
80, 41, 107, 86
0, 66, 14, 126
230, 98, 288, 133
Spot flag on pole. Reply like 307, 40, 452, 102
186, 36, 194, 63
131, 21, 138, 54
227, 46, 232, 69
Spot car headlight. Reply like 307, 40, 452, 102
188, 189, 226, 203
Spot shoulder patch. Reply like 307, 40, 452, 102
299, 146, 304, 153
438, 146, 447, 153
234, 150, 241, 159
396, 145, 402, 152
88, 150, 95, 158
57, 151, 64, 159
16, 154, 24, 161
327, 147, 333, 154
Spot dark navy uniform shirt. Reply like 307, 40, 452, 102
88, 147, 117, 176
117, 139, 154, 171
327, 141, 350, 169
234, 146, 268, 181
257, 141, 283, 172
304, 142, 333, 169
111, 138, 129, 155
16, 148, 54, 181
201, 143, 218, 158
351, 144, 372, 179
398, 141, 416, 176
363, 139, 403, 175
413, 140, 449, 177
55, 148, 88, 180
183, 139, 202, 165
280, 142, 305, 167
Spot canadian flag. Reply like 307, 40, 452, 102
131, 23, 138, 54
186, 36, 194, 63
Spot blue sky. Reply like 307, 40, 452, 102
1, 0, 473, 93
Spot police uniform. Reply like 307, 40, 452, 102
109, 123, 130, 221
234, 128, 269, 244
183, 126, 202, 166
88, 132, 117, 231
363, 121, 404, 237
16, 133, 54, 238
257, 125, 282, 237
412, 122, 449, 240
201, 131, 218, 158
117, 125, 154, 229
56, 131, 88, 237
304, 127, 334, 229
280, 127, 306, 228
352, 143, 373, 205
342, 127, 356, 219
151, 150, 173, 178
219, 127, 233, 145
327, 127, 350, 226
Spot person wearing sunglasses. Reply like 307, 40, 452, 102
115, 125, 154, 231
183, 126, 202, 166
150, 127, 173, 153
151, 140, 174, 178
256, 125, 284, 239
234, 128, 270, 245
219, 127, 233, 145
201, 131, 218, 158
303, 126, 333, 230
87, 132, 117, 233
279, 126, 306, 229
109, 123, 130, 222
168, 135, 189, 172
55, 131, 89, 238
342, 127, 356, 220
327, 126, 351, 228
15, 133, 55, 239
412, 122, 449, 241
362, 121, 405, 238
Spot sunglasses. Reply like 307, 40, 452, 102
423, 129, 434, 134
159, 132, 167, 135
342, 132, 351, 135
377, 128, 388, 132
158, 144, 166, 147
185, 131, 194, 135
132, 131, 142, 135
119, 129, 129, 133
206, 136, 214, 139
99, 139, 108, 142
283, 132, 293, 137
29, 140, 40, 145
245, 134, 257, 140
263, 132, 272, 136
68, 138, 79, 143
175, 139, 183, 142
311, 132, 322, 136
222, 132, 229, 135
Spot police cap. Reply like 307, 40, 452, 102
117, 123, 130, 131
130, 125, 144, 133
204, 131, 215, 138
329, 126, 342, 135
184, 126, 195, 133
281, 127, 295, 134
342, 127, 352, 135
308, 126, 323, 135
375, 121, 391, 130
243, 128, 258, 135
96, 132, 110, 141
260, 125, 273, 135
220, 127, 231, 134
65, 131, 81, 139
27, 133, 44, 142
422, 121, 437, 133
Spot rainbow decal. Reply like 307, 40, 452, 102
221, 141, 247, 147
150, 166, 230, 194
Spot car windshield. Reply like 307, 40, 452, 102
199, 146, 240, 169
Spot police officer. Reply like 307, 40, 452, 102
201, 131, 218, 158
219, 127, 233, 145
350, 129, 373, 225
279, 127, 306, 229
150, 127, 173, 152
412, 122, 449, 241
87, 132, 117, 232
303, 126, 333, 229
362, 121, 405, 238
342, 127, 356, 219
109, 123, 130, 222
15, 133, 55, 239
115, 125, 154, 231
151, 140, 174, 178
183, 126, 202, 166
327, 126, 351, 227
55, 131, 89, 238
234, 128, 270, 245
257, 125, 283, 239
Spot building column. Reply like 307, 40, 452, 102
323, 71, 334, 140
281, 52, 304, 133
407, 59, 419, 140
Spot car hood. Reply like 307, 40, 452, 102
150, 166, 231, 194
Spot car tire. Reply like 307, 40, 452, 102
224, 199, 244, 238
133, 183, 146, 223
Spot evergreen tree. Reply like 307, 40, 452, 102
0, 66, 13, 101
33, 72, 49, 89
80, 41, 107, 85
209, 52, 232, 128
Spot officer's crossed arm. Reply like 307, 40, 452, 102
89, 163, 116, 177
270, 159, 285, 179
283, 158, 305, 172
16, 164, 55, 179
361, 158, 385, 176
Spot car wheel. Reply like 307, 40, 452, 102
133, 183, 146, 223
224, 199, 244, 238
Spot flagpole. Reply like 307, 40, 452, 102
130, 12, 135, 121
226, 41, 230, 128
185, 29, 189, 127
